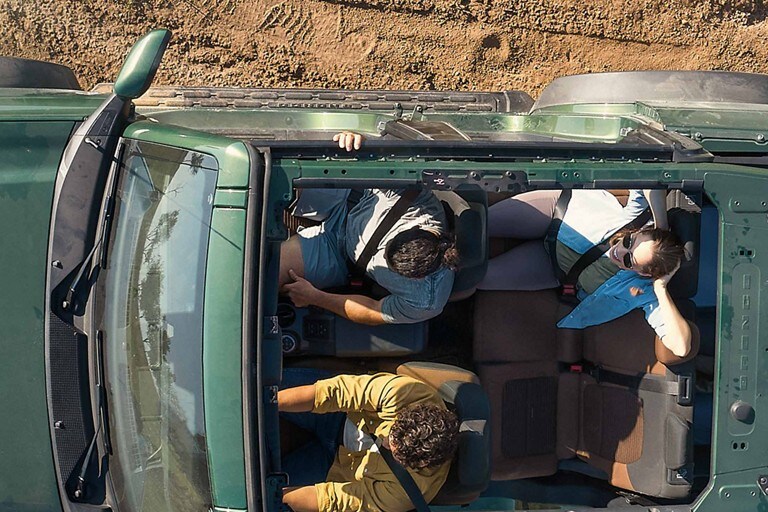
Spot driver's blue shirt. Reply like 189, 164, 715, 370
295, 188, 454, 324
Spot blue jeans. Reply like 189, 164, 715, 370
281, 368, 346, 487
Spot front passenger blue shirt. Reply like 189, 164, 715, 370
553, 190, 667, 339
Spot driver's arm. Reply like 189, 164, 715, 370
283, 269, 386, 325
277, 384, 316, 413
310, 290, 387, 326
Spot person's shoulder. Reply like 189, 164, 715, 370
428, 266, 455, 290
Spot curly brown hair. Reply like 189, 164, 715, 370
389, 403, 459, 469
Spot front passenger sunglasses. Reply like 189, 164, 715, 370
620, 234, 635, 269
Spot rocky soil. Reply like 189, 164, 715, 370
1, 0, 767, 98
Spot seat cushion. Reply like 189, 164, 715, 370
478, 362, 559, 480
580, 380, 644, 465
473, 290, 561, 363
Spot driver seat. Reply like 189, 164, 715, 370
434, 190, 488, 301
396, 362, 491, 505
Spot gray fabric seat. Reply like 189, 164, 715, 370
396, 362, 491, 505
433, 190, 488, 297
473, 290, 699, 499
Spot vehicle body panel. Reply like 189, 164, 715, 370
203, 206, 248, 508
0, 121, 75, 511
0, 90, 106, 120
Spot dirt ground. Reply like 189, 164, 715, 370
1, 0, 767, 98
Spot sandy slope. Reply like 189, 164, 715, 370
2, 0, 767, 96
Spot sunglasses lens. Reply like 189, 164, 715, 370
622, 235, 631, 249
623, 252, 633, 269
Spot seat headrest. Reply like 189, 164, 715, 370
432, 190, 488, 294
432, 381, 491, 502
667, 207, 700, 299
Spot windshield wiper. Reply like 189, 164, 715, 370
63, 240, 101, 314
73, 330, 111, 500
63, 145, 123, 315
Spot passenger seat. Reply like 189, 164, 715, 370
473, 290, 699, 499
396, 362, 491, 505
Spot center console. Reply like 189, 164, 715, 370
278, 301, 427, 357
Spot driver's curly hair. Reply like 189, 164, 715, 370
389, 403, 459, 469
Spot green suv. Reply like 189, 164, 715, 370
2, 29, 767, 512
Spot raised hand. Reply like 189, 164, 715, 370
333, 131, 364, 152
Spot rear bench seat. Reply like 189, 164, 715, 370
471, 195, 702, 498
473, 289, 700, 499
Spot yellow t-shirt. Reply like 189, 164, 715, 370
312, 373, 451, 512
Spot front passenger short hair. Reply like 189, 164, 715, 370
389, 403, 459, 469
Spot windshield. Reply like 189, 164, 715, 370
103, 140, 218, 512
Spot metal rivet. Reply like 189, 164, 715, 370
757, 134, 765, 143
724, 492, 731, 498
54, 421, 65, 429
52, 260, 63, 269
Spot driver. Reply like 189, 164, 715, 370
278, 132, 458, 325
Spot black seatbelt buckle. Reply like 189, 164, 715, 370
349, 277, 364, 288
569, 364, 583, 373
562, 284, 577, 296
677, 374, 693, 406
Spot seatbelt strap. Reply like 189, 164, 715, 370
379, 446, 432, 512
572, 364, 693, 405
546, 189, 572, 282
561, 242, 610, 293
353, 188, 421, 274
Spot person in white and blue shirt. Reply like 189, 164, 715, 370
478, 189, 692, 358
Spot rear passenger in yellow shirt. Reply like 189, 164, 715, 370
279, 371, 459, 512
